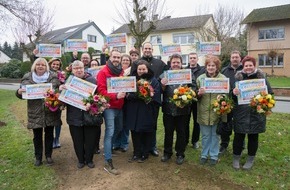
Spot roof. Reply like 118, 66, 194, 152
38, 22, 105, 43
241, 4, 290, 24
112, 14, 213, 34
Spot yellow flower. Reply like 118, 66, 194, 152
266, 94, 272, 99
187, 95, 192, 99
173, 94, 178, 99
270, 99, 275, 104
267, 103, 274, 108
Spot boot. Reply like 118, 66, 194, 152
52, 138, 57, 149
243, 156, 255, 170
55, 138, 61, 148
233, 154, 241, 169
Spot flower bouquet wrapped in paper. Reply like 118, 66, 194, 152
212, 94, 233, 115
44, 89, 62, 112
170, 85, 197, 108
250, 91, 275, 116
136, 79, 154, 104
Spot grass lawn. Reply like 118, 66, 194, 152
0, 90, 57, 190
267, 77, 290, 88
1, 89, 289, 189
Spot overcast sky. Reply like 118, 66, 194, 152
1, 0, 289, 44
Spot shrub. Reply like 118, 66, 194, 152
20, 61, 33, 76
0, 59, 22, 78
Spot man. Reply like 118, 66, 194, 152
185, 53, 205, 149
131, 42, 168, 157
97, 49, 126, 175
80, 52, 91, 69
219, 50, 243, 154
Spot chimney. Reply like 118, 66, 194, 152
153, 14, 158, 20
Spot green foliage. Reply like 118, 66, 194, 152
268, 77, 290, 88
20, 61, 33, 75
0, 90, 57, 190
88, 47, 95, 56
0, 59, 22, 78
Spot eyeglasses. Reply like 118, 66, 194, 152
72, 67, 84, 70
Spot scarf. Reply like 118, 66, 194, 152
32, 71, 49, 83
107, 60, 123, 76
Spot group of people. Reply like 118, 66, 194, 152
16, 42, 272, 175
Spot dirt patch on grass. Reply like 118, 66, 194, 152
0, 121, 7, 127
11, 103, 249, 190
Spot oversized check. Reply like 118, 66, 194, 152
22, 83, 52, 99
38, 44, 61, 57
202, 78, 229, 93
107, 76, 136, 93
236, 79, 266, 90
58, 88, 88, 110
87, 66, 104, 78
65, 39, 88, 52
164, 69, 192, 85
196, 42, 221, 55
65, 75, 97, 96
106, 33, 127, 47
161, 44, 181, 56
237, 86, 268, 105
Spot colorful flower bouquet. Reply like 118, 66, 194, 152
212, 94, 233, 115
44, 89, 62, 112
250, 91, 275, 116
83, 94, 110, 115
136, 79, 154, 104
170, 85, 197, 108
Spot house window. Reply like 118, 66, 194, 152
87, 34, 97, 42
173, 33, 194, 45
258, 27, 285, 40
113, 46, 126, 53
150, 35, 162, 44
258, 54, 284, 67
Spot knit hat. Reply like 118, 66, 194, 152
129, 49, 139, 56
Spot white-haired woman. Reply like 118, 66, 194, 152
16, 57, 60, 166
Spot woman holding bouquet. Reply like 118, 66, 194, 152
232, 56, 273, 170
16, 58, 60, 166
160, 54, 193, 165
196, 55, 227, 166
48, 58, 64, 149
125, 60, 161, 162
62, 60, 98, 169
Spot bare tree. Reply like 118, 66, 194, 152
115, 0, 168, 52
267, 43, 283, 76
12, 1, 54, 62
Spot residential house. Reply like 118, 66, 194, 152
242, 4, 290, 77
0, 50, 11, 64
111, 14, 217, 67
23, 21, 105, 61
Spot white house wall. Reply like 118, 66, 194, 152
82, 25, 105, 51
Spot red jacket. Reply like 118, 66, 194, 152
97, 65, 124, 109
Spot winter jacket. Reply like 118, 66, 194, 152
232, 69, 273, 134
97, 65, 124, 109
66, 73, 96, 126
16, 71, 61, 129
125, 69, 161, 132
196, 72, 227, 126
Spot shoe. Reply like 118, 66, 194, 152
87, 162, 95, 168
242, 156, 255, 170
233, 154, 241, 169
161, 155, 171, 162
34, 160, 43, 167
128, 155, 140, 163
95, 149, 101, 154
46, 157, 54, 165
219, 146, 227, 155
120, 148, 127, 152
192, 142, 199, 149
200, 158, 207, 165
104, 159, 120, 175
77, 162, 85, 169
55, 138, 61, 148
176, 156, 184, 165
209, 159, 218, 166
150, 149, 159, 157
112, 147, 120, 151
138, 156, 148, 163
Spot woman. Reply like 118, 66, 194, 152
113, 54, 132, 152
196, 55, 227, 166
232, 56, 273, 170
160, 54, 191, 165
48, 58, 63, 149
63, 60, 98, 169
125, 60, 161, 162
16, 58, 60, 166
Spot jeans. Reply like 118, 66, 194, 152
200, 124, 219, 160
113, 128, 129, 149
103, 108, 123, 161
54, 125, 61, 139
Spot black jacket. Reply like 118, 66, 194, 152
233, 69, 273, 134
187, 64, 205, 91
221, 63, 243, 90
66, 73, 96, 126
